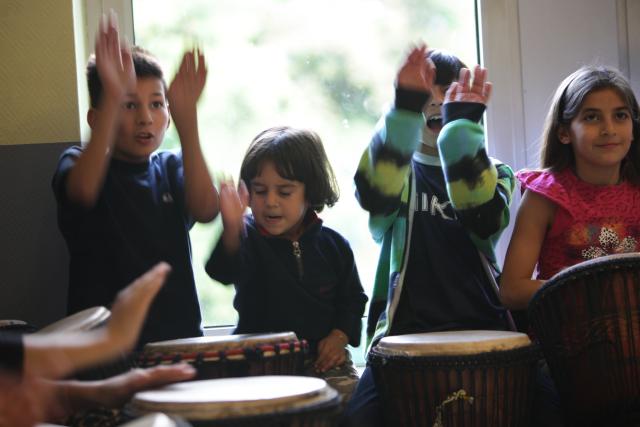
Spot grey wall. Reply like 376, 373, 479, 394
0, 142, 72, 328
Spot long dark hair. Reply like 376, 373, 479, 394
540, 65, 640, 184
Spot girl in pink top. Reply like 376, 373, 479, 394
500, 65, 640, 311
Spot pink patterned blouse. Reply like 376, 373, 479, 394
517, 168, 640, 279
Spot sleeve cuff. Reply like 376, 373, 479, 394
442, 102, 486, 124
394, 87, 430, 113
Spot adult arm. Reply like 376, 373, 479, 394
23, 263, 169, 379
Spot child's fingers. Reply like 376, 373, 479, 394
445, 82, 460, 103
471, 65, 486, 93
238, 180, 249, 208
459, 67, 471, 93
482, 81, 493, 103
197, 48, 208, 84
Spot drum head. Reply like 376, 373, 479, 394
36, 307, 110, 334
131, 376, 337, 421
376, 330, 532, 356
119, 412, 188, 427
143, 331, 299, 354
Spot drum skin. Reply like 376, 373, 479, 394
529, 253, 640, 426
368, 331, 539, 427
128, 376, 340, 427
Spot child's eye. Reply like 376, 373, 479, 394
279, 192, 292, 197
123, 102, 137, 110
151, 101, 165, 108
583, 113, 599, 122
615, 111, 630, 120
253, 190, 267, 196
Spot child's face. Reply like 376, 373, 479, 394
561, 88, 633, 176
249, 160, 309, 240
421, 84, 447, 147
113, 77, 169, 163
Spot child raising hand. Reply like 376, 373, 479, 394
206, 126, 368, 402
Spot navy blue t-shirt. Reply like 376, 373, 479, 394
390, 154, 507, 335
52, 146, 203, 346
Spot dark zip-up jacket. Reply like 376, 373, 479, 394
205, 213, 368, 350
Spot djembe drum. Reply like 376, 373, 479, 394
0, 319, 37, 333
35, 306, 110, 334
529, 253, 640, 426
368, 330, 539, 427
128, 376, 340, 426
138, 332, 307, 380
34, 306, 137, 380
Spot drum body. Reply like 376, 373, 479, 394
529, 253, 640, 426
128, 376, 340, 427
138, 332, 307, 380
368, 330, 539, 427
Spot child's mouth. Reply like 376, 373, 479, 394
426, 115, 443, 134
136, 132, 154, 143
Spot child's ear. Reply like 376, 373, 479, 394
557, 126, 571, 144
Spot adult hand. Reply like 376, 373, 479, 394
395, 43, 436, 93
0, 373, 54, 427
106, 262, 171, 353
444, 65, 492, 105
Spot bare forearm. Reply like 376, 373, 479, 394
66, 100, 120, 208
499, 278, 546, 310
178, 122, 218, 222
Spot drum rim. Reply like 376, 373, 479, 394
528, 253, 640, 319
143, 331, 300, 353
368, 342, 541, 367
35, 306, 110, 334
130, 376, 339, 420
373, 330, 532, 357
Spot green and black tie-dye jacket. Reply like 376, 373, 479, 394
354, 103, 515, 349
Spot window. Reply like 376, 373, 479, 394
130, 1, 478, 361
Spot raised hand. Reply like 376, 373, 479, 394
219, 179, 249, 252
444, 65, 492, 105
395, 43, 436, 93
167, 48, 208, 134
94, 11, 136, 105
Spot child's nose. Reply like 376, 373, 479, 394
266, 192, 278, 206
600, 118, 616, 136
137, 106, 153, 124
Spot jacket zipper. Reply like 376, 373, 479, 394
292, 241, 303, 280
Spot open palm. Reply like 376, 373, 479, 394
444, 65, 492, 105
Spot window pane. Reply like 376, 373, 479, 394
132, 0, 477, 332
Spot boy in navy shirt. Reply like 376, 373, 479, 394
52, 14, 218, 345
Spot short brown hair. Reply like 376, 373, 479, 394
240, 126, 339, 212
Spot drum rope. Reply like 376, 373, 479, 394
432, 389, 474, 427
